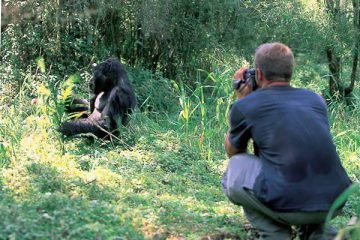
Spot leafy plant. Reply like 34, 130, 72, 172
326, 184, 360, 240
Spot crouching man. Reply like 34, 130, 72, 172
222, 42, 351, 240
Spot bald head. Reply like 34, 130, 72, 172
254, 42, 295, 82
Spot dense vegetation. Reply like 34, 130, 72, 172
0, 0, 359, 239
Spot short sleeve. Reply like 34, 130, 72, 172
229, 103, 251, 152
314, 93, 326, 108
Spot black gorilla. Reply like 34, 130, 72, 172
60, 58, 136, 138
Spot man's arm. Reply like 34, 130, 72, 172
224, 67, 252, 158
224, 131, 247, 158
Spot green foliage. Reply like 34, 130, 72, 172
126, 67, 178, 114
2, 0, 358, 95
1, 57, 359, 238
0, 192, 145, 239
0, 143, 10, 167
326, 184, 360, 239
0, 1, 332, 82
0, 0, 359, 238
0, 94, 247, 238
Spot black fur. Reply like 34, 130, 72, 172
60, 58, 136, 138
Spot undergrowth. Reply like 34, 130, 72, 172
0, 56, 359, 239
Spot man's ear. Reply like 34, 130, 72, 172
255, 68, 263, 87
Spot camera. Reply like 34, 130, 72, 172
233, 68, 257, 91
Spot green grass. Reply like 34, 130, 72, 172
0, 110, 247, 239
0, 58, 359, 239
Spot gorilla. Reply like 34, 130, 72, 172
60, 58, 136, 138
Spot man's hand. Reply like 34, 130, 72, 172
234, 67, 252, 99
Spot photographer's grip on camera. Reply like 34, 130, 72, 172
233, 68, 257, 99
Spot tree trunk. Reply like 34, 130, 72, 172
326, 47, 342, 96
56, 0, 65, 55
324, 0, 359, 100
345, 0, 360, 96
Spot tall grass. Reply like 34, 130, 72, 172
0, 55, 359, 239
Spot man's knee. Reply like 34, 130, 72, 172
222, 153, 262, 203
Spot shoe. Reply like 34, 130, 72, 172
298, 224, 337, 240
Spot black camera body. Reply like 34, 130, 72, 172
233, 68, 257, 91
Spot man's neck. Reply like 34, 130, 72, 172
262, 81, 290, 88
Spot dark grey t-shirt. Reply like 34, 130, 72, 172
229, 86, 351, 212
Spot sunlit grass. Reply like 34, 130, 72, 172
0, 56, 359, 239
0, 101, 247, 238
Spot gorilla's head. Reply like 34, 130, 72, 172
89, 58, 125, 94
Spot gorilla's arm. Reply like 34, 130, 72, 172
64, 98, 90, 118
60, 93, 111, 138
102, 85, 136, 130
89, 94, 97, 112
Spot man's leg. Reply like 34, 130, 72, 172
244, 208, 293, 240
222, 153, 263, 201
226, 184, 294, 239
222, 154, 334, 239
222, 154, 293, 239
